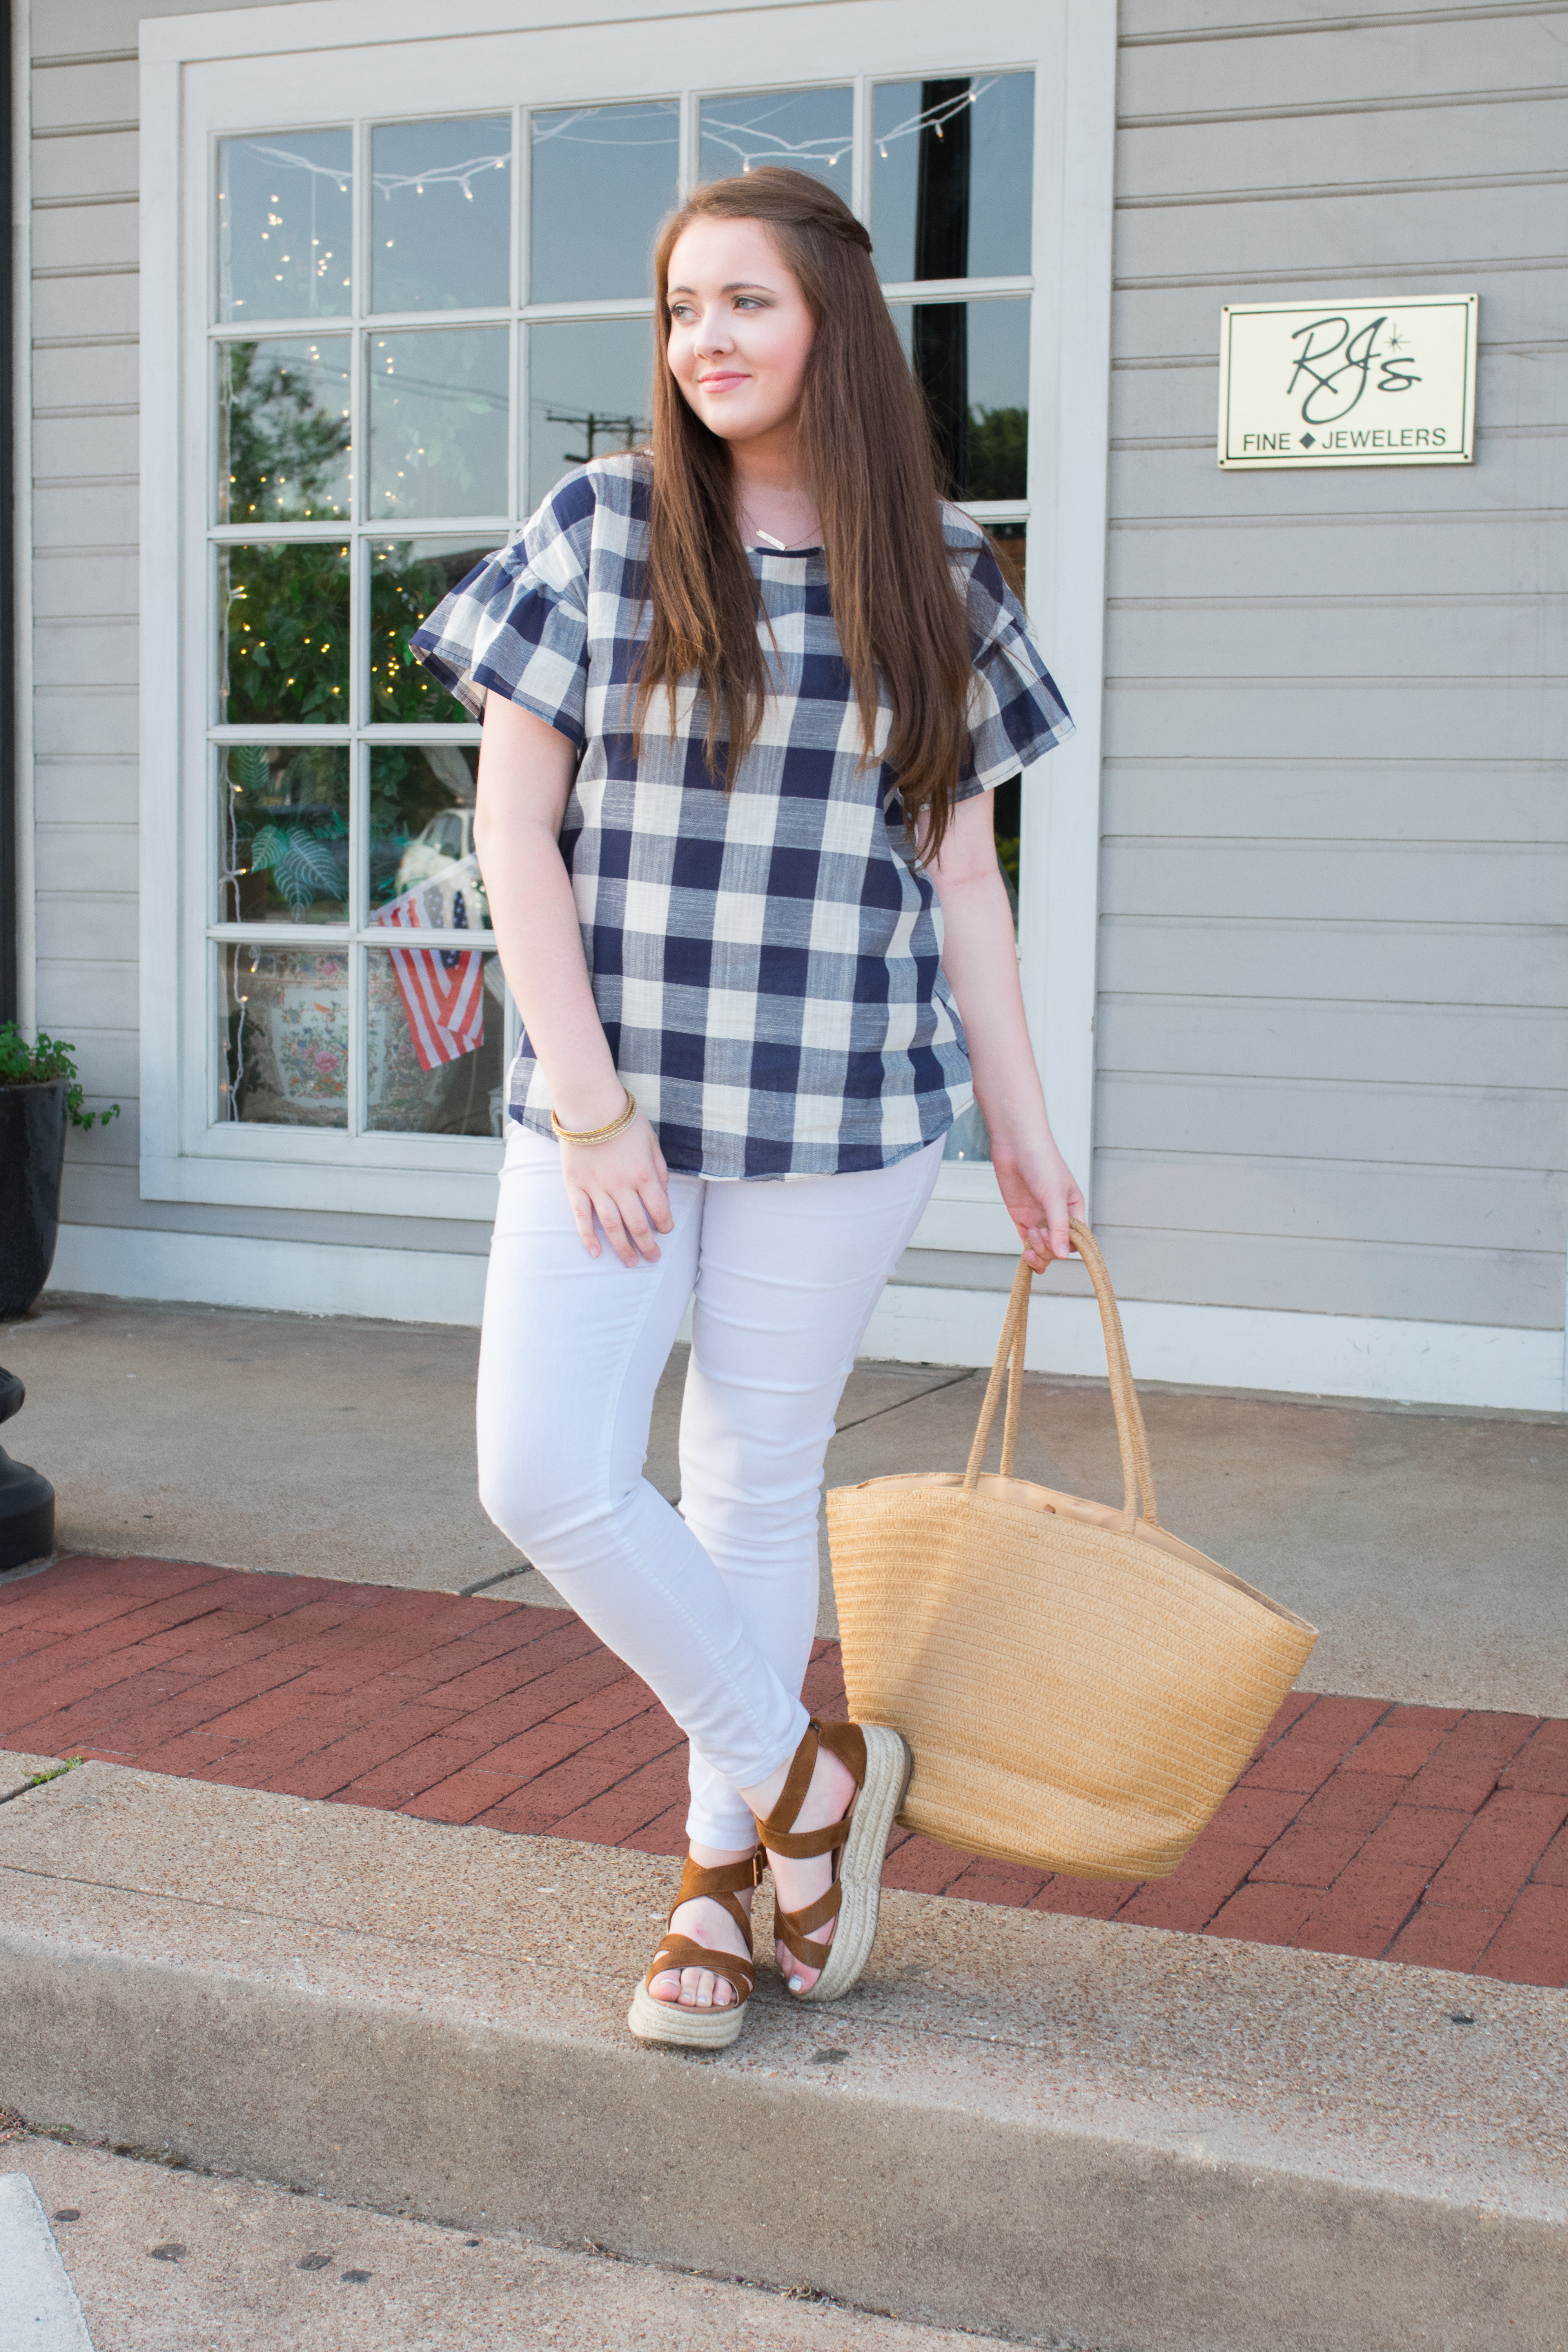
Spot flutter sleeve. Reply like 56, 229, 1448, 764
408, 472, 594, 746
954, 533, 1075, 800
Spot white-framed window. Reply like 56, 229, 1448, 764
140, 0, 1112, 1240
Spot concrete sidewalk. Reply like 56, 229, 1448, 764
5, 1293, 1566, 1713
2, 1756, 1563, 2351
1, 2132, 1018, 2352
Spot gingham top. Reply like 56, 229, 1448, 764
410, 453, 1072, 1178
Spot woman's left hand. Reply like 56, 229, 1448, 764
991, 1131, 1085, 1271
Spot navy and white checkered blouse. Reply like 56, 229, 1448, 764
410, 454, 1072, 1179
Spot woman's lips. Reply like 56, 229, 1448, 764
697, 371, 748, 391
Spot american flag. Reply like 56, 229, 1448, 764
372, 855, 486, 1073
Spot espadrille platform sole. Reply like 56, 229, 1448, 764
799, 1722, 910, 2003
626, 1978, 748, 2049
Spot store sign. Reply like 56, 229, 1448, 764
1218, 294, 1477, 469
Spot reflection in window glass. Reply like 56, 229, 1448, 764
369, 540, 494, 719
872, 74, 1034, 285
218, 745, 350, 926
367, 947, 505, 1135
220, 542, 350, 726
371, 117, 512, 315
887, 299, 1029, 501
218, 131, 352, 322
699, 87, 852, 203
527, 319, 653, 511
220, 944, 349, 1126
530, 103, 679, 303
368, 327, 510, 519
988, 521, 1027, 608
218, 338, 351, 523
368, 744, 485, 922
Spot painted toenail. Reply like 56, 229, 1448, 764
789, 1976, 804, 1991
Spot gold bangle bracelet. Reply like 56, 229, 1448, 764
550, 1087, 638, 1147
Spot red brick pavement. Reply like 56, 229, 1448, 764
2, 1554, 1563, 1989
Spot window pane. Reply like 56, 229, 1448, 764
218, 337, 351, 524
527, 318, 652, 511
886, 298, 1029, 501
218, 744, 350, 925
699, 87, 852, 202
220, 541, 350, 726
991, 772, 1022, 905
873, 74, 1034, 284
367, 947, 505, 1136
220, 943, 349, 1127
368, 327, 510, 520
218, 131, 352, 323
368, 744, 485, 924
942, 1100, 992, 1164
371, 116, 512, 314
530, 102, 679, 302
987, 519, 1026, 606
368, 539, 495, 719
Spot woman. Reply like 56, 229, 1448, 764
411, 167, 1080, 2050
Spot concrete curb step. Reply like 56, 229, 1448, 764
1, 1758, 1563, 2350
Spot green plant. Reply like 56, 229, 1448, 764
25, 1757, 85, 1788
965, 403, 1028, 501
0, 1024, 120, 1129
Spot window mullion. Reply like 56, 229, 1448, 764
851, 78, 871, 226
514, 104, 528, 312
679, 89, 698, 203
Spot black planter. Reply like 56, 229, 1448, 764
0, 1078, 69, 1321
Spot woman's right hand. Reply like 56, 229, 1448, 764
559, 1112, 674, 1267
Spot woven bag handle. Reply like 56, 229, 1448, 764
961, 1220, 1160, 1534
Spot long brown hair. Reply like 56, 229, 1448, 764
639, 168, 973, 858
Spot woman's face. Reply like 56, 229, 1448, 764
664, 217, 815, 450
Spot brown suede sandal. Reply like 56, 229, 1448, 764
626, 1850, 763, 2049
752, 1717, 912, 2004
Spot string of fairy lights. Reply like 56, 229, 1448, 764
225, 80, 1000, 233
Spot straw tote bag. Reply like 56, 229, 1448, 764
829, 1222, 1318, 1881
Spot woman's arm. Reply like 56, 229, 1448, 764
474, 693, 673, 1267
923, 788, 1084, 1271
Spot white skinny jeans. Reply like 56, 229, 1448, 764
476, 1123, 943, 1850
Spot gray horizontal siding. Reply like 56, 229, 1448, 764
1106, 599, 1563, 680
1097, 1072, 1566, 1176
1098, 996, 1565, 1093
1117, 95, 1568, 200
1098, 0, 1568, 1331
1083, 1225, 1557, 1328
1101, 916, 1568, 1011
1118, 14, 1568, 115
1103, 765, 1566, 844
1101, 839, 1568, 926
1115, 266, 1568, 356
1109, 516, 1568, 599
